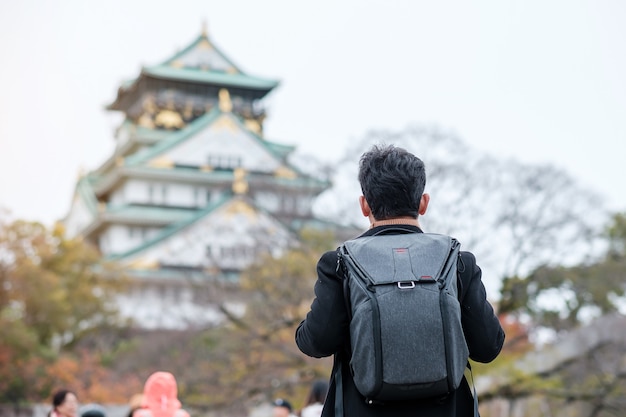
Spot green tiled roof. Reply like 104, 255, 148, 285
265, 140, 296, 159
106, 192, 233, 261
141, 32, 278, 91
142, 65, 279, 91
123, 108, 223, 166
77, 176, 99, 215
103, 205, 198, 224
162, 32, 242, 73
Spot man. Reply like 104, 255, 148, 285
295, 145, 505, 416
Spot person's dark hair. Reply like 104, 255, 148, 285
304, 379, 328, 405
358, 144, 426, 220
52, 390, 75, 408
272, 398, 292, 412
80, 404, 106, 417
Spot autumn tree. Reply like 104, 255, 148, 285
0, 218, 130, 404
182, 229, 335, 415
89, 228, 337, 417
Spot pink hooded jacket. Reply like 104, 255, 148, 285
134, 372, 189, 417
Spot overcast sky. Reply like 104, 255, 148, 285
1, 0, 625, 226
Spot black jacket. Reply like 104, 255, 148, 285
295, 225, 505, 417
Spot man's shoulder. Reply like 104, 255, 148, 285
317, 249, 341, 277
459, 250, 476, 262
459, 250, 476, 264
319, 249, 339, 262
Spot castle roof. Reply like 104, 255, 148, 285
108, 31, 279, 111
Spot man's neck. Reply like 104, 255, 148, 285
370, 217, 420, 229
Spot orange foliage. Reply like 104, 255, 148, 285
44, 351, 143, 404
498, 313, 532, 355
0, 347, 142, 404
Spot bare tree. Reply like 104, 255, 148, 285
313, 125, 609, 298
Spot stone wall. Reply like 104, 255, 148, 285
477, 313, 626, 417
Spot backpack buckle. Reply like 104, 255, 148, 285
397, 281, 415, 289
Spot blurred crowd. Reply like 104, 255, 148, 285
46, 373, 328, 417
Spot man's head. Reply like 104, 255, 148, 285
358, 144, 428, 221
272, 398, 292, 417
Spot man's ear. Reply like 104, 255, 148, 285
359, 195, 371, 217
419, 193, 430, 216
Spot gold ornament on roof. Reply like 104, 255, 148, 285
148, 156, 174, 168
225, 199, 257, 220
244, 119, 262, 135
275, 166, 297, 179
130, 258, 159, 270
232, 167, 248, 195
138, 113, 155, 129
155, 109, 185, 129
219, 89, 232, 113
199, 39, 212, 50
212, 114, 238, 132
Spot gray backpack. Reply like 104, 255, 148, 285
338, 231, 469, 402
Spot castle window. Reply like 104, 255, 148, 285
220, 245, 255, 259
256, 191, 280, 212
207, 154, 242, 170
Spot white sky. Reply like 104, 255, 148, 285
1, 0, 625, 226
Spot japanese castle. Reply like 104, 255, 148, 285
62, 28, 341, 329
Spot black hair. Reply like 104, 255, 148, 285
81, 404, 106, 417
304, 379, 329, 405
272, 398, 292, 412
358, 144, 426, 220
52, 390, 75, 408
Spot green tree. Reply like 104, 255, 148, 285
500, 212, 626, 331
607, 212, 626, 258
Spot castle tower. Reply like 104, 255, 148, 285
63, 29, 332, 329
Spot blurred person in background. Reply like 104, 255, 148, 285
132, 372, 189, 417
299, 380, 328, 417
47, 390, 78, 417
126, 393, 144, 417
79, 403, 106, 417
272, 398, 296, 417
